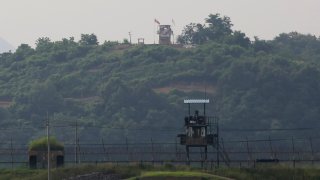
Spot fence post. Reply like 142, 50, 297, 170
175, 138, 178, 161
217, 122, 220, 168
309, 137, 314, 165
151, 138, 154, 166
78, 138, 81, 164
102, 138, 107, 162
200, 147, 203, 168
126, 137, 129, 163
10, 137, 13, 169
74, 119, 78, 165
268, 136, 274, 159
246, 137, 252, 167
292, 137, 295, 168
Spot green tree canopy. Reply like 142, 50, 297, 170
79, 33, 99, 46
35, 37, 53, 52
177, 13, 233, 44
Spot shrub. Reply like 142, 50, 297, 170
29, 136, 64, 151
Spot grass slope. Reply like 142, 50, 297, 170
1, 164, 320, 180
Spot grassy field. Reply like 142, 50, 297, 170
214, 166, 320, 180
127, 171, 231, 180
1, 164, 320, 180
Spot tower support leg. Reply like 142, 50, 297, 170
186, 146, 190, 165
205, 146, 207, 160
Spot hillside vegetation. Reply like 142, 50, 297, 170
1, 14, 320, 143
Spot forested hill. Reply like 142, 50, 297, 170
1, 14, 320, 143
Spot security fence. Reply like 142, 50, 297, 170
1, 135, 320, 169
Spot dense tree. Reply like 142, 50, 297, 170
178, 13, 252, 47
177, 23, 207, 44
178, 14, 232, 44
272, 32, 320, 57
205, 13, 233, 40
224, 31, 251, 48
14, 44, 34, 61
253, 36, 273, 53
35, 37, 53, 52
79, 33, 99, 46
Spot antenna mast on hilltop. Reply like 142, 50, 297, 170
171, 19, 175, 44
128, 32, 132, 44
154, 19, 160, 44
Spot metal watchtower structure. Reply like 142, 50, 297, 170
177, 99, 219, 161
158, 25, 173, 45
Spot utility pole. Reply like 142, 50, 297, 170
47, 113, 50, 180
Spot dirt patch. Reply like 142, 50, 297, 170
141, 177, 206, 180
153, 83, 215, 94
88, 68, 100, 73
66, 172, 120, 180
64, 96, 102, 103
0, 101, 12, 108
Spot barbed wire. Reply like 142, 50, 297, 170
0, 123, 317, 132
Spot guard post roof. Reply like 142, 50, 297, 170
184, 99, 210, 104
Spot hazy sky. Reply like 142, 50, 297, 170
1, 0, 320, 48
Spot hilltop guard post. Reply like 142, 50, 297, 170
178, 99, 219, 161
158, 25, 173, 45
